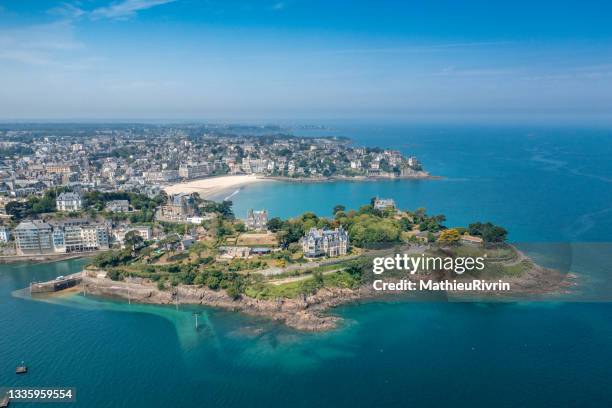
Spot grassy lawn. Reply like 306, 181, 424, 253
244, 279, 307, 299
450, 244, 516, 261
236, 232, 279, 246
323, 271, 360, 288
245, 271, 360, 300
501, 259, 532, 277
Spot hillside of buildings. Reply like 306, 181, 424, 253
0, 124, 429, 204
0, 124, 435, 260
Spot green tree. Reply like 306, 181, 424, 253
225, 283, 241, 300
468, 222, 508, 243
234, 221, 246, 233
218, 201, 234, 219
206, 275, 221, 290
124, 230, 144, 254
313, 271, 324, 287
267, 217, 284, 232
5, 201, 29, 220
399, 217, 413, 231
348, 215, 401, 247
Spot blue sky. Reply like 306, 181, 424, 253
1, 0, 612, 122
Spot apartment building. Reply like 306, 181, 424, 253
15, 220, 109, 254
14, 220, 55, 255
179, 163, 211, 179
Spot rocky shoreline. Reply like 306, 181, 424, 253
51, 257, 575, 332
80, 270, 361, 331
0, 251, 103, 265
262, 172, 439, 183
365, 260, 576, 301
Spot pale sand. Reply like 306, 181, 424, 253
163, 174, 269, 198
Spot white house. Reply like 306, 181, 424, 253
374, 198, 395, 211
105, 200, 130, 213
0, 226, 11, 243
56, 192, 82, 212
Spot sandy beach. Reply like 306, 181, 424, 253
163, 174, 268, 199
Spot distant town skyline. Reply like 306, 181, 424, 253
1, 0, 612, 123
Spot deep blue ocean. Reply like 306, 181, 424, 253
2, 124, 612, 407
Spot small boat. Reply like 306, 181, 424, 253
15, 361, 27, 374
0, 393, 9, 407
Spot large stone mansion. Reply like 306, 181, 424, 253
302, 227, 349, 258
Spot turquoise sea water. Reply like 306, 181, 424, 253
2, 124, 612, 407
231, 124, 612, 242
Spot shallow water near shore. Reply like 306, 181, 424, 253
3, 259, 612, 407
3, 124, 612, 407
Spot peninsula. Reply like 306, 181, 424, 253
28, 199, 574, 331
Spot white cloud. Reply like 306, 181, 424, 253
49, 3, 87, 19
0, 21, 87, 67
271, 2, 286, 10
90, 0, 178, 20
0, 0, 178, 68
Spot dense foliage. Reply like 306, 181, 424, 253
0, 145, 34, 158
200, 200, 234, 219
85, 199, 510, 302
92, 250, 134, 268
411, 207, 446, 232
4, 188, 71, 220
267, 202, 448, 248
83, 191, 164, 211
468, 222, 508, 243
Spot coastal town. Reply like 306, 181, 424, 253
0, 123, 427, 198
0, 124, 428, 259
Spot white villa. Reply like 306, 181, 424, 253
373, 197, 396, 211
56, 192, 82, 212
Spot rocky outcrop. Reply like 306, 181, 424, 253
81, 274, 359, 331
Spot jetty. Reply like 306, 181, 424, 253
30, 273, 82, 294
0, 394, 9, 408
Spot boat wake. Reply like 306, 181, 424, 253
224, 188, 241, 201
